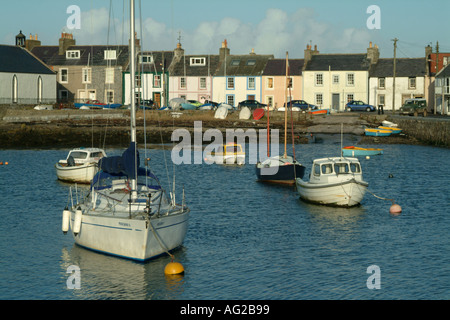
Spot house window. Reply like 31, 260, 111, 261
287, 77, 293, 88
59, 90, 69, 102
267, 77, 274, 89
409, 77, 416, 89
154, 75, 161, 88
226, 95, 235, 106
346, 94, 354, 103
82, 68, 91, 84
315, 73, 323, 86
333, 75, 339, 84
140, 55, 153, 64
105, 68, 114, 84
135, 74, 141, 88
12, 75, 18, 103
347, 73, 355, 86
246, 59, 256, 66
248, 77, 255, 89
106, 90, 114, 103
315, 93, 323, 106
66, 50, 80, 59
231, 59, 240, 66
190, 57, 206, 66
266, 96, 273, 108
59, 68, 68, 83
379, 77, 385, 89
199, 77, 207, 89
104, 50, 117, 60
227, 77, 234, 89
180, 77, 186, 89
444, 57, 449, 66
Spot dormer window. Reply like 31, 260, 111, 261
246, 59, 256, 66
66, 50, 80, 59
140, 55, 153, 64
104, 50, 117, 60
190, 57, 206, 66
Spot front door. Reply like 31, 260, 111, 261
153, 92, 161, 108
332, 93, 340, 111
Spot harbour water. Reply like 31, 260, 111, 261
0, 136, 449, 300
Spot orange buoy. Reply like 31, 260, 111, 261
390, 203, 402, 215
164, 262, 185, 275
5, 162, 8, 165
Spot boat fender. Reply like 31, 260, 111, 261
62, 207, 70, 235
73, 207, 83, 236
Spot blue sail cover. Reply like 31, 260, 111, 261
100, 143, 139, 179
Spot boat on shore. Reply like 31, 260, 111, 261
378, 126, 402, 134
55, 147, 106, 183
342, 146, 383, 157
365, 128, 392, 136
295, 156, 368, 207
74, 100, 121, 109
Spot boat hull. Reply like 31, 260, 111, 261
69, 210, 189, 261
342, 147, 383, 157
296, 178, 368, 207
55, 163, 98, 184
364, 129, 392, 136
256, 162, 305, 184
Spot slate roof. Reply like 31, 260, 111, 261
263, 59, 304, 76
31, 45, 129, 67
370, 58, 427, 77
167, 54, 220, 77
124, 51, 174, 73
305, 54, 371, 71
436, 63, 450, 78
0, 45, 55, 74
215, 54, 274, 76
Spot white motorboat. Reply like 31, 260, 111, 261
55, 148, 106, 184
295, 156, 368, 207
61, 0, 189, 262
205, 143, 245, 165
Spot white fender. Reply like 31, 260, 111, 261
62, 208, 70, 234
73, 207, 83, 236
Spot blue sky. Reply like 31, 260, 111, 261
1, 0, 449, 59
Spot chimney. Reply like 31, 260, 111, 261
367, 42, 379, 65
304, 43, 319, 68
250, 48, 256, 55
174, 41, 185, 60
219, 39, 230, 61
26, 33, 41, 51
59, 32, 76, 55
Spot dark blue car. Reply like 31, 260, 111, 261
345, 100, 376, 112
284, 100, 318, 110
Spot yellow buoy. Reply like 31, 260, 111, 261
165, 262, 185, 275
5, 162, 8, 165
390, 203, 402, 215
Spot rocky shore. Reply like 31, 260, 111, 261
0, 106, 430, 149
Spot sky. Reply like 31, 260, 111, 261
1, 0, 450, 59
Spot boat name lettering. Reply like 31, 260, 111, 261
119, 222, 131, 227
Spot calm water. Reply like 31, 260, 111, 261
0, 136, 449, 300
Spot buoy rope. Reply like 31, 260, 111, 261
366, 188, 395, 204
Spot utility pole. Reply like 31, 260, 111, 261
434, 41, 439, 114
392, 38, 398, 113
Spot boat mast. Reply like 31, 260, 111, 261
283, 51, 288, 158
130, 0, 138, 200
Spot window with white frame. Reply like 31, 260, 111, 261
378, 77, 385, 89
248, 77, 255, 89
266, 96, 273, 108
315, 93, 323, 106
104, 50, 117, 60
154, 75, 161, 88
105, 68, 114, 84
66, 50, 80, 59
287, 77, 293, 88
267, 77, 274, 89
180, 77, 186, 89
199, 77, 207, 89
378, 94, 385, 106
140, 55, 153, 64
106, 90, 114, 103
315, 73, 323, 86
226, 95, 234, 106
347, 73, 355, 86
408, 77, 416, 89
190, 57, 206, 66
59, 68, 68, 83
82, 68, 91, 84
227, 77, 234, 89
346, 94, 354, 103
333, 75, 339, 84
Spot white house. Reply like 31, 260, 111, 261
434, 64, 450, 115
369, 58, 426, 111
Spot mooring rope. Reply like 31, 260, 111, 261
366, 188, 395, 204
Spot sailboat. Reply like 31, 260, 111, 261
61, 0, 189, 261
255, 52, 305, 185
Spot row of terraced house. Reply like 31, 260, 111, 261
1, 30, 450, 115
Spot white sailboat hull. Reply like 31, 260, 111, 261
296, 178, 368, 207
69, 210, 189, 261
55, 163, 99, 184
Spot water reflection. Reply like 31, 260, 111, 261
60, 245, 187, 300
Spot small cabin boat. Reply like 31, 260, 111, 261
205, 143, 245, 165
55, 148, 106, 183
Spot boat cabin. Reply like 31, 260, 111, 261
309, 157, 363, 183
223, 143, 243, 155
61, 148, 106, 166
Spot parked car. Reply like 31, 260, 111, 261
238, 100, 267, 110
345, 100, 376, 112
399, 98, 427, 116
283, 100, 318, 110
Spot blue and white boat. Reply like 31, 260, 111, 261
364, 128, 392, 136
74, 100, 121, 109
342, 146, 383, 157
